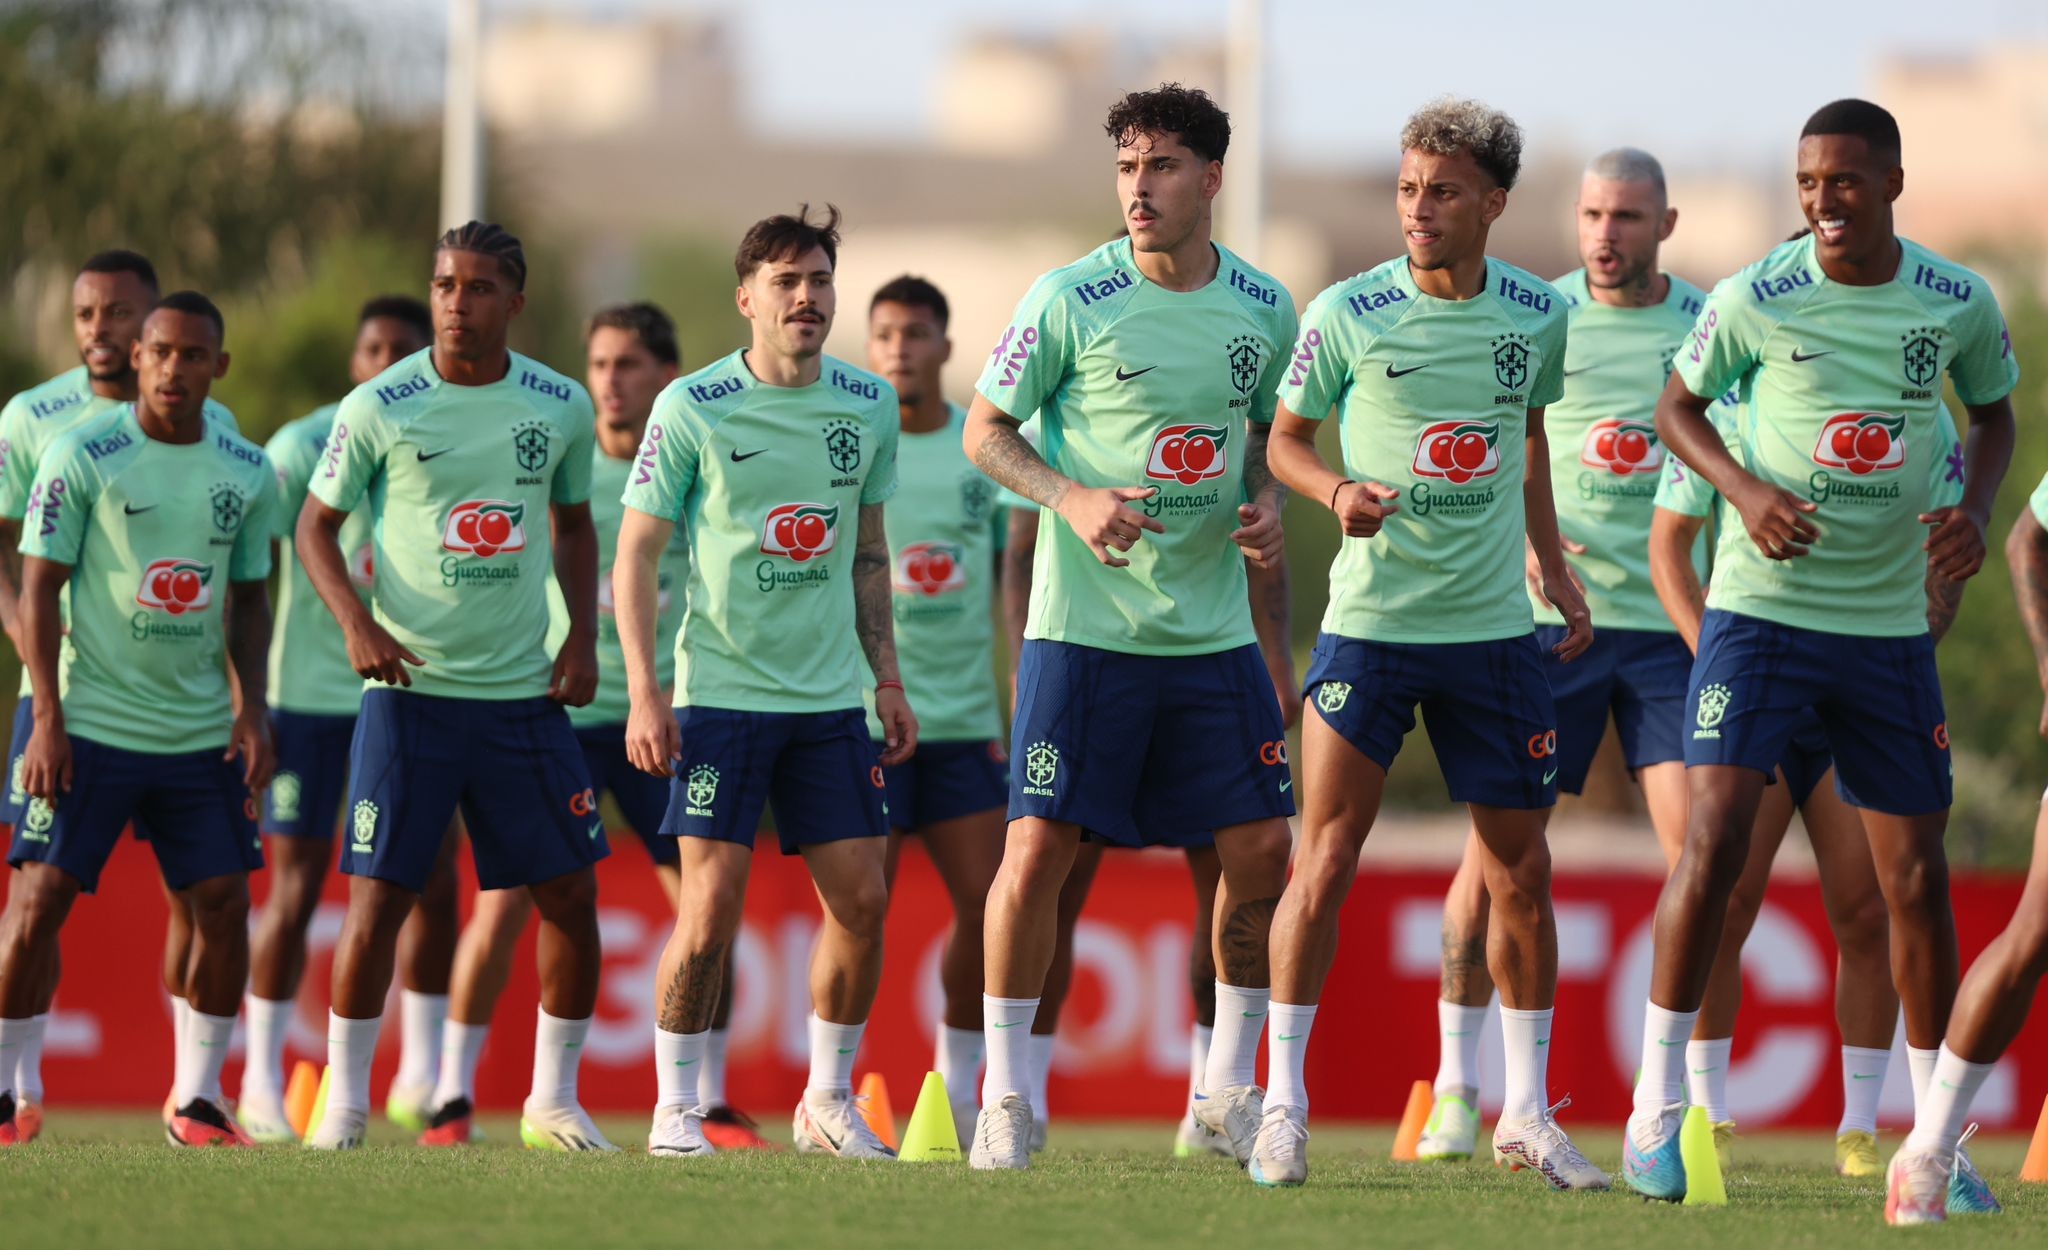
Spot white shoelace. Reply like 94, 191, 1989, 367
979, 1097, 1029, 1157
1259, 1107, 1309, 1162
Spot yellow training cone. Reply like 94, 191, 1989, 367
1680, 1104, 1727, 1206
303, 1064, 333, 1144
858, 1071, 899, 1151
283, 1059, 321, 1139
1391, 1080, 1433, 1161
898, 1071, 963, 1162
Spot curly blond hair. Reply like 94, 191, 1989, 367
1399, 97, 1525, 190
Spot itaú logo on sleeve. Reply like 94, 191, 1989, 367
1812, 412, 1906, 476
1579, 418, 1664, 476
1412, 420, 1501, 484
1144, 424, 1230, 486
441, 500, 527, 558
136, 558, 214, 615
760, 503, 839, 562
895, 541, 967, 596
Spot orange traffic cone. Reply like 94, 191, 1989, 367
283, 1060, 321, 1139
858, 1071, 899, 1151
1391, 1079, 1433, 1161
2022, 1093, 2048, 1183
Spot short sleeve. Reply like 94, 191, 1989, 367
1673, 282, 1764, 404
620, 390, 701, 522
974, 276, 1075, 420
0, 395, 34, 520
230, 464, 280, 581
308, 392, 393, 514
861, 395, 900, 506
1948, 292, 2020, 408
203, 399, 241, 434
18, 440, 96, 566
265, 424, 318, 540
1274, 290, 1351, 421
1529, 312, 1569, 409
1652, 455, 1716, 518
1927, 405, 1966, 511
1249, 299, 1300, 425
2029, 472, 2048, 529
551, 390, 596, 506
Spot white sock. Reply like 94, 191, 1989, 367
1433, 999, 1487, 1096
1907, 1045, 1940, 1117
1187, 1023, 1213, 1101
1265, 1002, 1316, 1113
699, 1026, 730, 1109
169, 997, 194, 1107
431, 1020, 489, 1109
396, 990, 448, 1092
1685, 1037, 1734, 1124
980, 995, 1037, 1106
1027, 1032, 1055, 1125
529, 1008, 590, 1109
655, 1026, 709, 1112
936, 1023, 983, 1110
16, 1013, 48, 1103
176, 1008, 236, 1106
1499, 1006, 1554, 1124
0, 1016, 30, 1098
1202, 981, 1269, 1093
326, 1011, 383, 1117
1903, 1045, 1995, 1156
1632, 1001, 1699, 1114
1839, 1044, 1890, 1135
241, 995, 293, 1102
806, 1014, 863, 1096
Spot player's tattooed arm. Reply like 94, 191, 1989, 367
1247, 556, 1297, 727
1242, 421, 1285, 512
2004, 508, 2048, 734
1649, 507, 1710, 653
1925, 563, 1966, 643
225, 580, 276, 790
965, 395, 1070, 509
17, 554, 72, 799
1232, 423, 1288, 569
857, 503, 918, 764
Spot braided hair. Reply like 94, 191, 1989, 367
435, 220, 527, 291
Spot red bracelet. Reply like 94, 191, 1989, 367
876, 680, 904, 693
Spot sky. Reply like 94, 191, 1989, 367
449, 0, 2048, 172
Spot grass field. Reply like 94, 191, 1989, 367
3, 1114, 2041, 1248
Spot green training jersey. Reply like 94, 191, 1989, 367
19, 406, 277, 753
310, 349, 595, 701
973, 238, 1297, 656
1278, 257, 1569, 643
0, 367, 236, 697
621, 350, 899, 714
1656, 395, 1965, 518
2032, 471, 2048, 529
1674, 235, 2016, 636
266, 404, 375, 716
544, 442, 690, 728
1531, 270, 1710, 631
860, 402, 1002, 743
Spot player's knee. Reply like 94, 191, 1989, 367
1882, 853, 1951, 921
530, 868, 599, 921
1831, 888, 1890, 959
829, 877, 891, 941
188, 877, 251, 934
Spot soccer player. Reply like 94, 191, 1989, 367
1621, 99, 2017, 1202
619, 206, 908, 1161
963, 84, 1298, 1171
1650, 380, 1968, 1177
0, 292, 277, 1148
1261, 98, 1606, 1191
299, 221, 614, 1152
236, 296, 462, 1143
0, 251, 241, 1138
1416, 147, 1703, 1163
1886, 487, 2048, 1224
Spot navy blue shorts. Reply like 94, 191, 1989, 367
576, 723, 678, 866
1685, 610, 1949, 817
882, 739, 1007, 832
6, 735, 258, 893
264, 710, 357, 839
1008, 640, 1293, 847
660, 706, 886, 854
1779, 709, 1836, 808
1533, 625, 1689, 792
1305, 631, 1559, 810
342, 690, 608, 892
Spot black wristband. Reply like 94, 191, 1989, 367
1330, 479, 1355, 511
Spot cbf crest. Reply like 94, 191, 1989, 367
512, 422, 551, 474
960, 472, 994, 526
1226, 334, 1264, 398
686, 765, 720, 812
210, 483, 244, 533
1900, 327, 1942, 391
1491, 333, 1531, 391
824, 421, 862, 475
1025, 741, 1059, 790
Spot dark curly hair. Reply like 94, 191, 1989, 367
1104, 83, 1230, 164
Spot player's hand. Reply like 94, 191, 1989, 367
1230, 502, 1285, 569
1525, 535, 1587, 600
876, 685, 918, 766
1267, 653, 1300, 730
549, 627, 599, 707
1730, 479, 1819, 560
1332, 480, 1400, 538
1057, 485, 1165, 568
21, 720, 70, 802
1541, 569, 1595, 662
225, 707, 275, 792
1920, 506, 1988, 583
345, 618, 426, 687
626, 696, 680, 777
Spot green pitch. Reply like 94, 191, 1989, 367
4, 1115, 2040, 1248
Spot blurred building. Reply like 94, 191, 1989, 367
1879, 48, 2048, 260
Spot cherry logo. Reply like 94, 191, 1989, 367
895, 541, 967, 596
1812, 412, 1906, 476
441, 500, 527, 558
135, 558, 214, 616
1145, 423, 1231, 486
760, 502, 839, 562
1411, 420, 1501, 484
1579, 418, 1663, 476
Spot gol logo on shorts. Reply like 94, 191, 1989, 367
569, 788, 598, 817
1526, 730, 1557, 759
1258, 740, 1288, 766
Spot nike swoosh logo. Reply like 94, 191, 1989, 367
1657, 1038, 1683, 1046
123, 502, 156, 515
1692, 1067, 1715, 1074
1851, 1072, 1879, 1080
1242, 1011, 1265, 1019
563, 1041, 581, 1049
1279, 779, 1293, 792
1790, 349, 1833, 363
416, 448, 453, 461
1277, 1034, 1302, 1042
1384, 363, 1429, 378
674, 1058, 697, 1066
1535, 1038, 1549, 1046
729, 448, 768, 462
1114, 365, 1157, 382
198, 1039, 218, 1047
1541, 768, 1558, 785
992, 1021, 1022, 1029
588, 823, 604, 840
1446, 1030, 1472, 1037
837, 1047, 856, 1055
